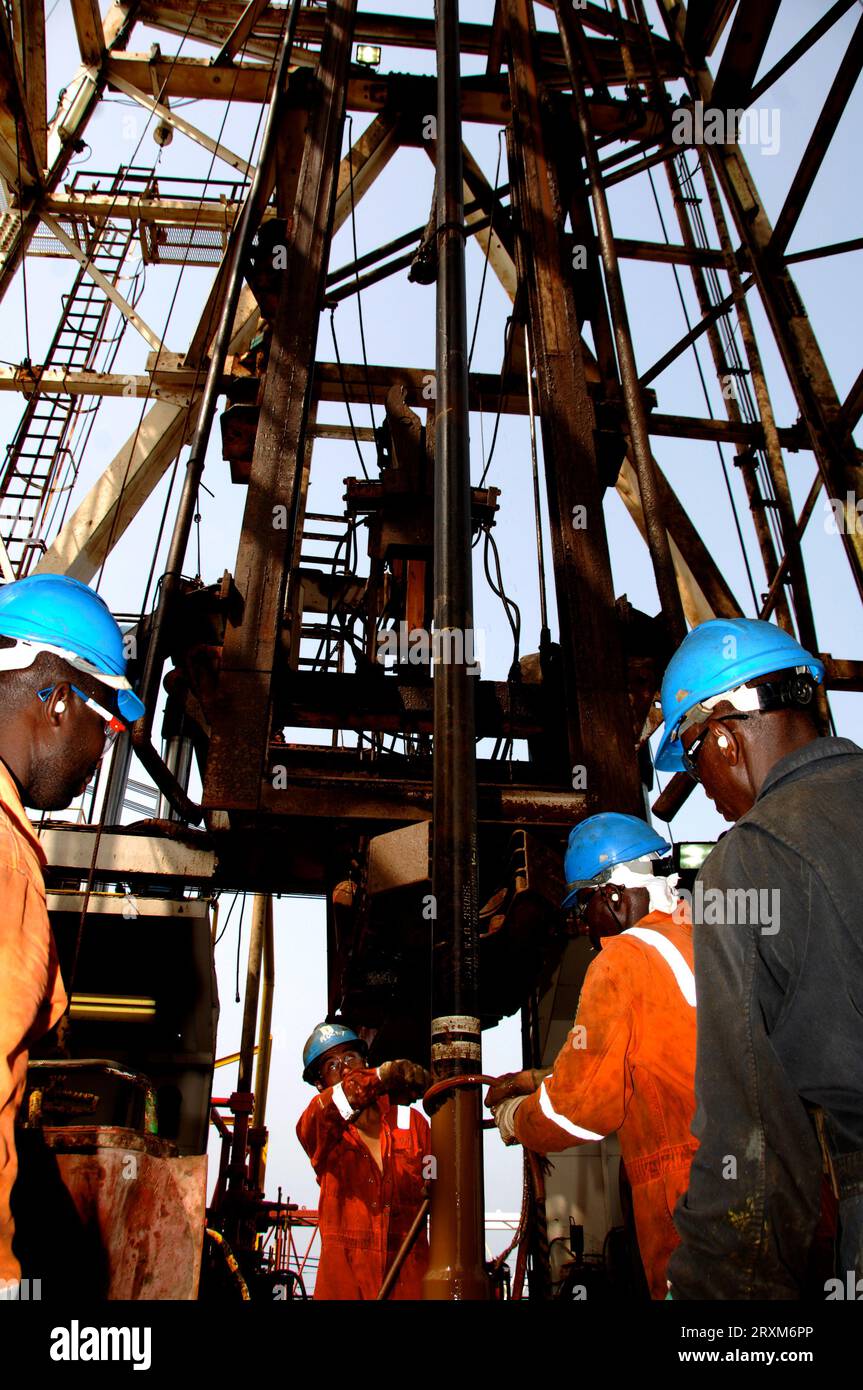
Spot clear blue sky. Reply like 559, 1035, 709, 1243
1, 0, 861, 1257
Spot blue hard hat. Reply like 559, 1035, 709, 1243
0, 574, 145, 722
655, 618, 824, 773
302, 1021, 367, 1083
562, 813, 671, 909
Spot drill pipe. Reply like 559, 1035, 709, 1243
424, 0, 488, 1302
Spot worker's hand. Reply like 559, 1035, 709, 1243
490, 1096, 525, 1146
485, 1068, 548, 1110
377, 1059, 432, 1103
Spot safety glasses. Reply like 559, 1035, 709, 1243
681, 727, 709, 780
37, 684, 126, 754
681, 713, 750, 782
319, 1050, 365, 1083
572, 873, 614, 925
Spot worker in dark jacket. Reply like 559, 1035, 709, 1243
655, 617, 863, 1299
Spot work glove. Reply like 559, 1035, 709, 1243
490, 1095, 526, 1146
484, 1068, 548, 1110
376, 1059, 433, 1104
341, 1066, 387, 1113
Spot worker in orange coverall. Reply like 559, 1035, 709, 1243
0, 575, 145, 1296
297, 1022, 432, 1299
486, 813, 697, 1299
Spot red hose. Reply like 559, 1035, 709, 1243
422, 1072, 500, 1126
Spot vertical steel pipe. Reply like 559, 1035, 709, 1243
424, 0, 488, 1302
226, 893, 268, 1233
554, 0, 687, 648
253, 897, 275, 1127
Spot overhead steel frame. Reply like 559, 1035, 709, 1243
1, 0, 862, 1299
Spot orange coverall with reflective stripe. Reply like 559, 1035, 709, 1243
513, 908, 697, 1299
0, 761, 67, 1285
297, 1078, 430, 1300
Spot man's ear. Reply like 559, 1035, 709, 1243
710, 719, 741, 765
45, 683, 72, 726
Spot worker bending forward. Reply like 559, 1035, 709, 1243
487, 814, 697, 1299
297, 1022, 431, 1299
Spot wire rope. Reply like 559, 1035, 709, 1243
477, 312, 515, 487
329, 307, 371, 478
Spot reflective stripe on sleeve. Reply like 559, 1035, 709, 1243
331, 1081, 355, 1121
622, 927, 697, 1006
396, 1105, 410, 1129
538, 1079, 605, 1142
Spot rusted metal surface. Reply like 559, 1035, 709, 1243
505, 0, 641, 815
205, 0, 358, 813
557, 0, 686, 650
424, 0, 487, 1300
709, 0, 781, 109
20, 1127, 206, 1300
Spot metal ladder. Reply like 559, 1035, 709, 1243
0, 218, 135, 576
295, 511, 357, 674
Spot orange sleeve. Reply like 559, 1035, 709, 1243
514, 945, 634, 1153
0, 865, 66, 1282
0, 864, 65, 1087
296, 1069, 383, 1174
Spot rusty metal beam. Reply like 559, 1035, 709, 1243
641, 275, 756, 387
648, 414, 805, 449
10, 0, 47, 172
215, 0, 271, 63
505, 0, 641, 814
683, 0, 736, 61
710, 0, 781, 110
333, 108, 401, 235
785, 234, 863, 266
558, 0, 686, 648
749, 0, 857, 107
841, 365, 863, 434
138, 1, 682, 79
486, 0, 505, 76
104, 53, 672, 132
71, 0, 106, 65
614, 237, 728, 269
257, 760, 589, 826
0, 5, 41, 190
770, 11, 863, 257
205, 0, 358, 813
